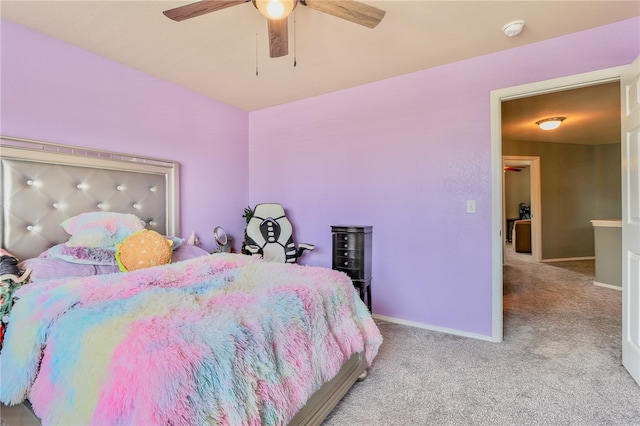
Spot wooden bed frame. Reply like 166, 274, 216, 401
0, 135, 367, 425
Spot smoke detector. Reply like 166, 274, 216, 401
502, 20, 525, 37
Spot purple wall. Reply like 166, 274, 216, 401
249, 17, 640, 337
0, 19, 249, 252
2, 16, 639, 338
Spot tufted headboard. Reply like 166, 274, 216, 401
1, 136, 179, 261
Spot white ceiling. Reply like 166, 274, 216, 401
1, 1, 637, 144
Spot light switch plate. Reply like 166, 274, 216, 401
466, 200, 476, 213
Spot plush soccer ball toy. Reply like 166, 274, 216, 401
116, 230, 173, 272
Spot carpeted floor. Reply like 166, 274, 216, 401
324, 247, 640, 425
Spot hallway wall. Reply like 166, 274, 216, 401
503, 140, 621, 259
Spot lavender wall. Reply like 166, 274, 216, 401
2, 16, 638, 338
1, 20, 249, 252
248, 17, 640, 337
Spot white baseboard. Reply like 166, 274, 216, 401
540, 256, 595, 263
593, 281, 622, 291
372, 314, 499, 342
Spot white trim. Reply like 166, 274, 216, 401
491, 64, 627, 344
593, 281, 623, 291
491, 91, 505, 342
540, 256, 595, 263
590, 220, 622, 228
372, 314, 497, 343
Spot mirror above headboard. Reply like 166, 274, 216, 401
0, 136, 180, 260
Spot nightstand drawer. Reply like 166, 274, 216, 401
332, 248, 362, 259
333, 233, 364, 250
333, 256, 362, 270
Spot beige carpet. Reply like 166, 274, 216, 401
324, 247, 640, 425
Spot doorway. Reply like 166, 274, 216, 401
489, 65, 627, 342
502, 156, 541, 262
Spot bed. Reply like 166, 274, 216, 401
0, 136, 382, 425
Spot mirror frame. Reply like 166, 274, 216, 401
213, 226, 228, 247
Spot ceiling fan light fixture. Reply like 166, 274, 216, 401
536, 117, 566, 130
253, 0, 297, 19
504, 166, 523, 172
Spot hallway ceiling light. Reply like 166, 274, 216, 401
536, 117, 565, 130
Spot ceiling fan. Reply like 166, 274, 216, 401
163, 0, 386, 58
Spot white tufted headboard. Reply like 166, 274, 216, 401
0, 136, 179, 261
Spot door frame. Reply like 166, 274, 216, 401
490, 65, 627, 342
502, 156, 541, 262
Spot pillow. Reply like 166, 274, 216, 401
41, 244, 117, 266
116, 230, 173, 272
166, 236, 184, 251
18, 258, 120, 282
20, 246, 203, 282
62, 212, 145, 248
171, 244, 210, 262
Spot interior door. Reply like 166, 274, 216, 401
621, 55, 640, 386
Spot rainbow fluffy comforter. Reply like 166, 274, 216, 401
0, 253, 381, 425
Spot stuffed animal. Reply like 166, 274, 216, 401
116, 230, 173, 272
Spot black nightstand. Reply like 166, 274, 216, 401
331, 225, 372, 311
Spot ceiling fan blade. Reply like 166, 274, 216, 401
163, 0, 248, 22
301, 0, 385, 28
268, 18, 289, 58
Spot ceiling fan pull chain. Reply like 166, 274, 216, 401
293, 9, 297, 67
255, 32, 259, 76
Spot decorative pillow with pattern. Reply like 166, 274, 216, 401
62, 212, 146, 248
40, 244, 118, 266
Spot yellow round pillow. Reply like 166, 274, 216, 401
116, 230, 173, 272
